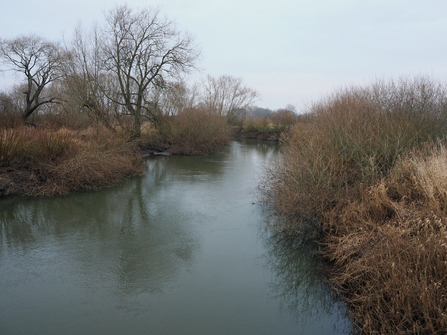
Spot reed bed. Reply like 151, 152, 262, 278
261, 76, 447, 333
0, 125, 143, 196
322, 149, 447, 333
0, 126, 75, 163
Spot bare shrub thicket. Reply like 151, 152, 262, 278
149, 107, 230, 155
261, 77, 447, 333
168, 108, 230, 155
263, 77, 447, 228
0, 91, 22, 128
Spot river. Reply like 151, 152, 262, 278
0, 139, 352, 334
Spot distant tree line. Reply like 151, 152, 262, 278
248, 104, 306, 119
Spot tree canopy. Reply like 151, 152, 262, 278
0, 35, 64, 122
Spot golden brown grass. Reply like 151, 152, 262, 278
41, 128, 143, 195
322, 146, 447, 333
0, 126, 75, 163
261, 77, 447, 333
0, 125, 143, 197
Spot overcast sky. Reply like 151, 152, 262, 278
1, 0, 447, 111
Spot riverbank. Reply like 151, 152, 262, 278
0, 110, 231, 197
261, 77, 447, 334
0, 126, 144, 197
234, 110, 300, 142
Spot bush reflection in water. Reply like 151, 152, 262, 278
263, 228, 352, 333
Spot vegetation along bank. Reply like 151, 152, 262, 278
4, 3, 445, 334
0, 5, 275, 197
261, 76, 447, 334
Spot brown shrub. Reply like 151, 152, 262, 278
261, 77, 447, 232
43, 131, 143, 195
157, 107, 231, 155
261, 77, 447, 333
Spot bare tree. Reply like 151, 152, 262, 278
101, 4, 200, 136
150, 80, 199, 116
200, 75, 259, 123
0, 35, 65, 122
61, 24, 118, 130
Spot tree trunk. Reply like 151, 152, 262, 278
133, 113, 141, 137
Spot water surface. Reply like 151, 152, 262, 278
0, 140, 351, 334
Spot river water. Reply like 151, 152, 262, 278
0, 140, 351, 334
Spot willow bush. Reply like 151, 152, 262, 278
154, 107, 231, 155
261, 76, 447, 333
263, 76, 447, 231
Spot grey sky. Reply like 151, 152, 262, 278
1, 0, 447, 111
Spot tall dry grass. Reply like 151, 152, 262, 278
323, 145, 447, 333
0, 126, 75, 164
0, 125, 143, 196
43, 129, 143, 195
261, 77, 447, 333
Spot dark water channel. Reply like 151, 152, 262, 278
0, 140, 351, 334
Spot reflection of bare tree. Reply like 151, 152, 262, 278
0, 155, 202, 296
0, 140, 277, 280
263, 232, 354, 333
0, 199, 39, 249
1, 138, 301, 334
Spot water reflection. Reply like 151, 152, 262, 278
0, 140, 350, 335
0, 164, 200, 296
263, 232, 352, 333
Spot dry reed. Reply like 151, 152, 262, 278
0, 125, 143, 197
261, 76, 447, 333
